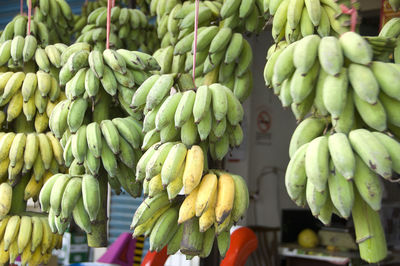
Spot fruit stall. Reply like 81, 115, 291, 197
0, 0, 398, 265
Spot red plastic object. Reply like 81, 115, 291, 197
141, 227, 257, 266
221, 227, 258, 266
141, 246, 169, 266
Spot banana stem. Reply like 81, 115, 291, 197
352, 188, 387, 263
87, 173, 108, 247
177, 74, 195, 91
9, 173, 30, 214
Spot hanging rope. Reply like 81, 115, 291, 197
106, 0, 112, 49
340, 0, 358, 32
192, 0, 200, 85
27, 0, 32, 35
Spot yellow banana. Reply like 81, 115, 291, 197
183, 145, 204, 195
215, 173, 235, 224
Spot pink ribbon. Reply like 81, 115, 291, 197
27, 0, 32, 35
106, 0, 112, 49
340, 1, 358, 32
192, 0, 200, 84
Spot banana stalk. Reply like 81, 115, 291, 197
177, 73, 196, 91
9, 173, 30, 214
352, 188, 387, 263
87, 172, 108, 247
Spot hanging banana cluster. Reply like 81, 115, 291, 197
287, 118, 400, 207
0, 70, 66, 129
153, 0, 220, 47
131, 170, 248, 258
0, 167, 61, 213
219, 0, 268, 34
284, 118, 400, 264
0, 34, 67, 73
132, 78, 244, 157
376, 18, 400, 63
0, 132, 64, 185
73, 1, 107, 34
76, 6, 159, 53
24, 170, 56, 202
81, 0, 109, 17
60, 117, 143, 196
137, 144, 205, 199
49, 46, 159, 140
264, 32, 400, 132
263, 4, 400, 264
155, 26, 253, 101
30, 0, 75, 44
57, 43, 158, 99
0, 15, 52, 46
0, 214, 63, 265
74, 0, 129, 33
285, 123, 400, 262
39, 173, 103, 235
269, 0, 352, 43
1, 0, 74, 47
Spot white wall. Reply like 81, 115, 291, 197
226, 33, 299, 228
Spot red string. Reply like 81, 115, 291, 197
340, 3, 357, 32
27, 0, 32, 35
106, 0, 112, 49
112, 0, 115, 7
192, 0, 200, 84
20, 0, 23, 14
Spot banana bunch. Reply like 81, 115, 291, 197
76, 6, 156, 52
30, 0, 74, 43
1, 0, 74, 47
0, 70, 66, 130
0, 15, 51, 45
153, 0, 219, 46
60, 117, 143, 186
0, 35, 67, 71
133, 80, 244, 151
219, 0, 268, 34
269, 0, 351, 43
81, 0, 109, 17
378, 18, 400, 63
286, 127, 400, 223
137, 144, 205, 200
0, 132, 64, 184
24, 170, 60, 202
264, 32, 400, 131
39, 173, 103, 235
57, 44, 159, 102
80, 0, 131, 17
0, 213, 63, 265
364, 36, 397, 62
0, 170, 58, 221
130, 170, 248, 258
154, 28, 253, 102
